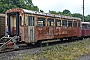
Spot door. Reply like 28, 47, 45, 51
28, 16, 35, 43
7, 12, 19, 36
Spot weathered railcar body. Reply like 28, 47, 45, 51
0, 14, 5, 38
81, 22, 90, 37
5, 8, 81, 44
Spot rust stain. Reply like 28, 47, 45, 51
6, 8, 24, 15
35, 26, 81, 42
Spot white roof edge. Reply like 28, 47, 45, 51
82, 22, 90, 24
23, 9, 81, 20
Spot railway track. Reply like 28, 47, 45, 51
0, 43, 35, 53
0, 37, 83, 54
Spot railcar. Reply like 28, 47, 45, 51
5, 8, 81, 44
81, 22, 90, 38
0, 14, 5, 38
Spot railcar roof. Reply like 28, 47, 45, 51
82, 22, 90, 24
23, 9, 81, 20
6, 8, 81, 20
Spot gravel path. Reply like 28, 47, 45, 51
0, 47, 44, 60
76, 54, 90, 60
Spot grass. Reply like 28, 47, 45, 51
10, 38, 90, 60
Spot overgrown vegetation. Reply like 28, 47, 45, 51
11, 38, 90, 60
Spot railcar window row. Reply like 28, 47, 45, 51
27, 16, 79, 27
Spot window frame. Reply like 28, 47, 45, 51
28, 16, 34, 26
73, 21, 77, 27
68, 20, 72, 27
88, 24, 90, 29
56, 19, 61, 27
37, 17, 46, 26
62, 20, 67, 27
47, 18, 54, 27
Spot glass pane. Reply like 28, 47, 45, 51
73, 21, 77, 27
82, 24, 85, 29
78, 22, 80, 27
38, 18, 45, 26
62, 20, 67, 27
47, 18, 54, 26
28, 16, 34, 26
88, 24, 90, 29
20, 16, 22, 26
56, 20, 61, 27
68, 20, 72, 27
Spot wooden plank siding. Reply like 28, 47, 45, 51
0, 14, 5, 38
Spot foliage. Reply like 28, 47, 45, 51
49, 10, 63, 15
62, 9, 71, 15
85, 15, 90, 22
0, 0, 39, 13
40, 10, 44, 12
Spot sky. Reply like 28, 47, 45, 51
32, 0, 90, 16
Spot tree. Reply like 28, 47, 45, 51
40, 10, 44, 12
57, 11, 63, 15
0, 0, 39, 13
85, 15, 90, 22
62, 9, 71, 15
49, 10, 57, 14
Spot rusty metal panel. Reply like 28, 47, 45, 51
54, 27, 81, 39
6, 8, 24, 16
35, 26, 54, 42
19, 27, 25, 41
35, 26, 81, 42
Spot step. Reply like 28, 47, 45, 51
0, 43, 3, 45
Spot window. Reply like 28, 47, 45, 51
73, 21, 77, 27
38, 18, 45, 26
78, 22, 80, 27
20, 16, 22, 26
28, 16, 34, 26
56, 20, 61, 27
47, 18, 54, 26
88, 24, 90, 29
82, 24, 86, 29
68, 20, 72, 27
62, 20, 67, 27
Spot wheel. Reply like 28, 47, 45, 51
60, 38, 63, 41
68, 37, 72, 42
35, 41, 42, 47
